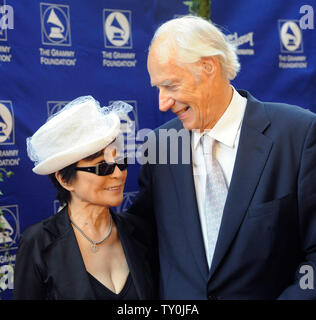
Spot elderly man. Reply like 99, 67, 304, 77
129, 15, 316, 299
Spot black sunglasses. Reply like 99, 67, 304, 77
75, 157, 128, 176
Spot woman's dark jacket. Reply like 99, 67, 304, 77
13, 207, 158, 300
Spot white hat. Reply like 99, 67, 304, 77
26, 96, 131, 175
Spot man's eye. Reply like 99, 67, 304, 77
157, 84, 177, 92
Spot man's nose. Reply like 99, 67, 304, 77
159, 89, 175, 112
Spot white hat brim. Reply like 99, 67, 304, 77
32, 113, 120, 175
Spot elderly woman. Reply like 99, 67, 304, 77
14, 96, 157, 300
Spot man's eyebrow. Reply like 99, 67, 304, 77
151, 79, 173, 87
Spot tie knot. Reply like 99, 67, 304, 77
201, 134, 215, 155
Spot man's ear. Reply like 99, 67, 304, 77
55, 172, 74, 191
200, 56, 217, 75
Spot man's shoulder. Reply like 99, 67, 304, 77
263, 101, 316, 121
240, 89, 316, 125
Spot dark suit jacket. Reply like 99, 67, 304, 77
14, 207, 158, 300
129, 90, 316, 300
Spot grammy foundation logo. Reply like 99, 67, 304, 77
40, 3, 71, 46
0, 205, 19, 251
0, 101, 14, 145
279, 20, 303, 53
103, 9, 132, 49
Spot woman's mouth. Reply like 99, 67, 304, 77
105, 185, 121, 191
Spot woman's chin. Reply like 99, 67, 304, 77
107, 196, 124, 209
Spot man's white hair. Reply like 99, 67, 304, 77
150, 15, 240, 80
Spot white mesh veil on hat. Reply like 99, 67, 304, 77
26, 95, 133, 175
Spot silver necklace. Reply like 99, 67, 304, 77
70, 215, 112, 253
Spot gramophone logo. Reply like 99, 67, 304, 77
279, 20, 303, 53
40, 3, 71, 46
0, 100, 14, 145
0, 205, 19, 251
103, 9, 132, 49
47, 100, 69, 118
114, 191, 138, 212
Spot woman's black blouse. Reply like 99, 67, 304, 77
87, 272, 139, 300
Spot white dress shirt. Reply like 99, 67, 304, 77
191, 87, 247, 268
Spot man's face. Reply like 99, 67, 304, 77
147, 45, 218, 131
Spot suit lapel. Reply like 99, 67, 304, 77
170, 163, 209, 280
169, 121, 209, 281
42, 207, 96, 299
113, 212, 154, 299
208, 91, 273, 279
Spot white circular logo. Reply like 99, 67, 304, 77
48, 102, 68, 118
43, 6, 69, 44
0, 208, 17, 247
0, 103, 13, 143
105, 12, 130, 47
280, 21, 302, 52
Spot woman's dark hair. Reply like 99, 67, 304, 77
49, 149, 105, 206
49, 162, 77, 206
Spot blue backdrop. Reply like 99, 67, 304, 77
0, 0, 315, 299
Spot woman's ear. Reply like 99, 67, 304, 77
55, 172, 74, 191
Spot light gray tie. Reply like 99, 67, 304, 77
202, 134, 228, 267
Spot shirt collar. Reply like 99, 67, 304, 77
192, 86, 247, 149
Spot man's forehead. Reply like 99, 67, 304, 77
148, 58, 183, 87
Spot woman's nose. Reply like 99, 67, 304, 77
111, 164, 124, 178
